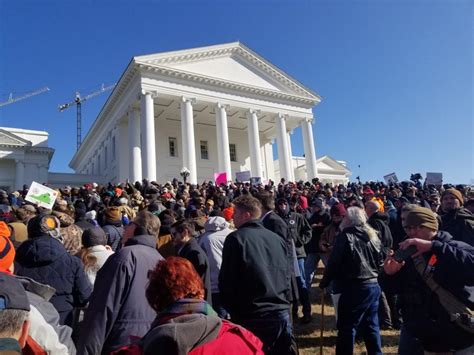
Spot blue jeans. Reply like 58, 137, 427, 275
235, 310, 293, 355
304, 252, 321, 287
336, 282, 382, 355
293, 258, 311, 317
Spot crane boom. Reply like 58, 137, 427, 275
58, 83, 115, 150
0, 87, 50, 107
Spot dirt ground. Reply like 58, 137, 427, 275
294, 268, 400, 354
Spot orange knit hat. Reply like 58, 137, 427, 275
0, 221, 15, 272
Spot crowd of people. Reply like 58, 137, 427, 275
0, 176, 473, 354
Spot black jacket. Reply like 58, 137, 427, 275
306, 210, 331, 254
219, 220, 290, 320
440, 207, 474, 246
320, 226, 383, 288
278, 211, 312, 258
178, 238, 212, 304
368, 212, 393, 257
15, 236, 92, 326
379, 231, 474, 352
102, 223, 124, 251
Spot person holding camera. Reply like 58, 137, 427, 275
381, 206, 474, 354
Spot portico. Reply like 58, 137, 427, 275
70, 42, 322, 184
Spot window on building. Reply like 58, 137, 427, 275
229, 143, 237, 162
200, 140, 208, 160
112, 136, 116, 160
98, 154, 101, 173
169, 137, 177, 157
92, 163, 95, 175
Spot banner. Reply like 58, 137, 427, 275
383, 173, 399, 184
235, 170, 251, 182
214, 172, 227, 186
25, 181, 59, 209
426, 172, 443, 186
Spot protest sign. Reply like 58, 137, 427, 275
250, 177, 261, 186
214, 172, 227, 185
426, 172, 443, 186
383, 173, 399, 184
25, 181, 58, 209
235, 170, 251, 182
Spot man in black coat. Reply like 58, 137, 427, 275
170, 219, 212, 305
381, 206, 474, 354
219, 195, 293, 355
440, 188, 474, 246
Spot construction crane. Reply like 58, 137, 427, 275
59, 83, 115, 151
0, 87, 50, 107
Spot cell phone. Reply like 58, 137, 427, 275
393, 245, 418, 263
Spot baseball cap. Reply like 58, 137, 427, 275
0, 273, 30, 311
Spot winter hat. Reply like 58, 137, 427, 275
405, 206, 438, 231
311, 198, 324, 209
82, 227, 107, 248
85, 210, 97, 220
23, 205, 36, 213
27, 214, 61, 239
0, 222, 15, 272
0, 205, 13, 222
105, 207, 121, 223
0, 273, 30, 311
441, 188, 463, 205
330, 203, 347, 217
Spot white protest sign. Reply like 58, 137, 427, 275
235, 170, 251, 182
426, 172, 443, 186
383, 173, 399, 184
25, 181, 59, 209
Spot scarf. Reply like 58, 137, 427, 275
156, 298, 217, 325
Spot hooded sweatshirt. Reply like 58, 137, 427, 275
198, 217, 233, 293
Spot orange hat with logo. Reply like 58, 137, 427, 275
0, 221, 15, 272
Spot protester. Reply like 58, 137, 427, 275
319, 206, 384, 355
381, 206, 474, 354
0, 273, 31, 354
76, 211, 164, 354
439, 188, 474, 246
15, 215, 92, 327
219, 195, 293, 355
137, 257, 264, 354
198, 216, 233, 318
79, 227, 114, 285
102, 206, 125, 251
170, 219, 212, 305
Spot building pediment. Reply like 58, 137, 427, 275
317, 155, 351, 174
135, 42, 321, 104
0, 129, 32, 147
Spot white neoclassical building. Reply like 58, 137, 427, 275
70, 42, 323, 184
0, 127, 54, 191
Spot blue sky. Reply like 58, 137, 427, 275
1, 0, 472, 184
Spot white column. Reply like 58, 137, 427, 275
247, 109, 263, 178
276, 113, 291, 181
286, 130, 295, 182
302, 117, 318, 180
128, 107, 142, 183
215, 103, 232, 181
118, 121, 129, 182
140, 92, 157, 181
15, 160, 24, 190
181, 97, 197, 185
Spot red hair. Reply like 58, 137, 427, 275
146, 256, 204, 312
